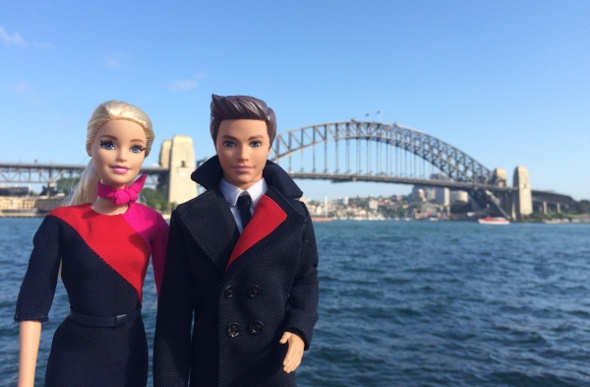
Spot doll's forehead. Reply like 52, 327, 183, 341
218, 119, 269, 137
97, 119, 148, 143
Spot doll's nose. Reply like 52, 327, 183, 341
238, 146, 250, 161
116, 149, 128, 161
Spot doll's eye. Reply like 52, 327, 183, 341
223, 141, 236, 148
100, 140, 115, 150
250, 141, 262, 148
130, 145, 145, 154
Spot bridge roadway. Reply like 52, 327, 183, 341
290, 172, 515, 192
0, 161, 517, 193
0, 162, 573, 206
0, 162, 167, 187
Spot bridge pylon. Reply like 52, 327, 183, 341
159, 135, 198, 205
468, 166, 533, 221
512, 166, 533, 219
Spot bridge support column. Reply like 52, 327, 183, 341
513, 166, 532, 219
543, 201, 548, 215
556, 203, 561, 214
159, 135, 198, 205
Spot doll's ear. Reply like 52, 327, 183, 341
86, 143, 92, 157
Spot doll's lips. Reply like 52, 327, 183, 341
234, 165, 252, 173
111, 166, 129, 174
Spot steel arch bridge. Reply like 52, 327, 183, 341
1, 120, 575, 218
269, 120, 520, 217
271, 120, 502, 189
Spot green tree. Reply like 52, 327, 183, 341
139, 188, 170, 212
56, 177, 80, 195
575, 200, 590, 214
40, 185, 58, 196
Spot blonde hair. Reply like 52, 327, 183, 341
66, 100, 154, 206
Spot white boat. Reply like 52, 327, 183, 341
311, 216, 333, 223
478, 216, 510, 225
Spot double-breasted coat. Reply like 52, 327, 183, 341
153, 156, 319, 386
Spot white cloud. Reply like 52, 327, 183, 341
103, 53, 132, 69
167, 79, 199, 91
167, 73, 206, 92
0, 26, 26, 46
13, 81, 32, 93
104, 54, 123, 69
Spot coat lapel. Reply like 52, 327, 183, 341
225, 194, 287, 272
179, 189, 240, 273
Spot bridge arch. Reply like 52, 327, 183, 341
271, 120, 494, 185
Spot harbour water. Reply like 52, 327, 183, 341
1, 218, 589, 386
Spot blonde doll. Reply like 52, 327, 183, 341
15, 101, 168, 386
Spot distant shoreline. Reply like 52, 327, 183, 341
0, 210, 42, 218
0, 209, 173, 220
2, 211, 588, 224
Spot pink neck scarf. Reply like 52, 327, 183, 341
96, 174, 147, 206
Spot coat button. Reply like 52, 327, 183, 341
226, 323, 240, 338
249, 321, 264, 335
223, 286, 235, 299
247, 285, 261, 299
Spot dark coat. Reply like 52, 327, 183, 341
153, 156, 319, 387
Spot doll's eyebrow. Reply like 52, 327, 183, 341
220, 134, 265, 141
99, 134, 146, 144
130, 138, 147, 144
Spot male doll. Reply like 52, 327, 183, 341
154, 94, 319, 386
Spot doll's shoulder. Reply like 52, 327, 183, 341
130, 203, 168, 223
134, 203, 169, 229
172, 190, 216, 217
124, 204, 169, 240
48, 203, 91, 220
33, 204, 92, 238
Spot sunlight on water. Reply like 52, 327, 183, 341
1, 219, 589, 386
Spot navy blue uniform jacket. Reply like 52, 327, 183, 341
153, 156, 319, 386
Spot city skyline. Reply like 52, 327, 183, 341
1, 1, 589, 201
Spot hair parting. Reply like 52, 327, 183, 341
66, 100, 153, 206
209, 94, 277, 146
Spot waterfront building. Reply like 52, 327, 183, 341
0, 196, 36, 216
0, 186, 29, 196
452, 190, 469, 203
368, 198, 379, 210
428, 173, 451, 206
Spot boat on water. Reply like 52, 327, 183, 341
311, 216, 333, 223
311, 196, 333, 222
478, 216, 510, 225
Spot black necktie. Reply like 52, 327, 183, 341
237, 194, 252, 230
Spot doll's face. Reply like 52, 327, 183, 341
215, 119, 271, 190
87, 119, 147, 189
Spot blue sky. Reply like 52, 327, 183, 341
1, 1, 589, 201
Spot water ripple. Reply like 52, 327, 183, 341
2, 219, 590, 385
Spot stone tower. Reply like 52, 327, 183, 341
159, 135, 197, 205
512, 166, 532, 218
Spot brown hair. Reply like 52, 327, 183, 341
210, 94, 277, 147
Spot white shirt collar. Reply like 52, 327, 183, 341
219, 178, 268, 208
